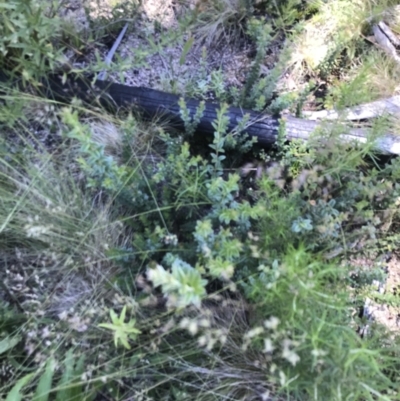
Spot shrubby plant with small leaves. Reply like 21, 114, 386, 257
241, 17, 273, 108
3, 0, 400, 400
0, 0, 64, 83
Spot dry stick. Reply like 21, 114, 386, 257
303, 96, 400, 121
305, 21, 400, 122
304, 22, 400, 129
97, 23, 129, 81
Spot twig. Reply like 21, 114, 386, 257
98, 23, 129, 81
303, 96, 400, 121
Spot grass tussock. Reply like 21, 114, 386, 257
189, 0, 253, 46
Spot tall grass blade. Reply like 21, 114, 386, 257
33, 357, 56, 401
55, 350, 75, 401
0, 336, 20, 354
5, 373, 35, 401
70, 355, 86, 400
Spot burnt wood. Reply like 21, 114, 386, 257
40, 73, 281, 146
1, 71, 400, 154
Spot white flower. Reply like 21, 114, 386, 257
58, 311, 68, 320
24, 224, 52, 238
198, 335, 207, 347
188, 320, 198, 336
41, 327, 51, 339
311, 348, 328, 357
264, 316, 280, 330
282, 339, 300, 366
245, 326, 264, 339
263, 338, 274, 353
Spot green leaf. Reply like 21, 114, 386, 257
98, 306, 141, 349
55, 350, 74, 401
0, 3, 17, 9
0, 336, 21, 354
148, 258, 207, 308
70, 355, 85, 400
6, 373, 35, 401
33, 357, 56, 401
53, 352, 86, 401
208, 257, 235, 280
180, 36, 194, 66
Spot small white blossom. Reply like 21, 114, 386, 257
41, 327, 51, 339
245, 326, 264, 339
264, 316, 280, 330
198, 318, 210, 328
58, 311, 68, 320
179, 318, 190, 329
263, 338, 274, 353
188, 320, 198, 336
198, 335, 207, 347
282, 339, 300, 366
311, 349, 328, 357
24, 224, 52, 238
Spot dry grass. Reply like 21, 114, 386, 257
189, 0, 253, 46
282, 0, 398, 87
365, 49, 400, 97
0, 135, 130, 313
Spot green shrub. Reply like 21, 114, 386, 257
0, 0, 64, 82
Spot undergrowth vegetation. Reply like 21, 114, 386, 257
2, 0, 400, 400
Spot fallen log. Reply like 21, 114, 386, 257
39, 73, 281, 145
2, 71, 400, 155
